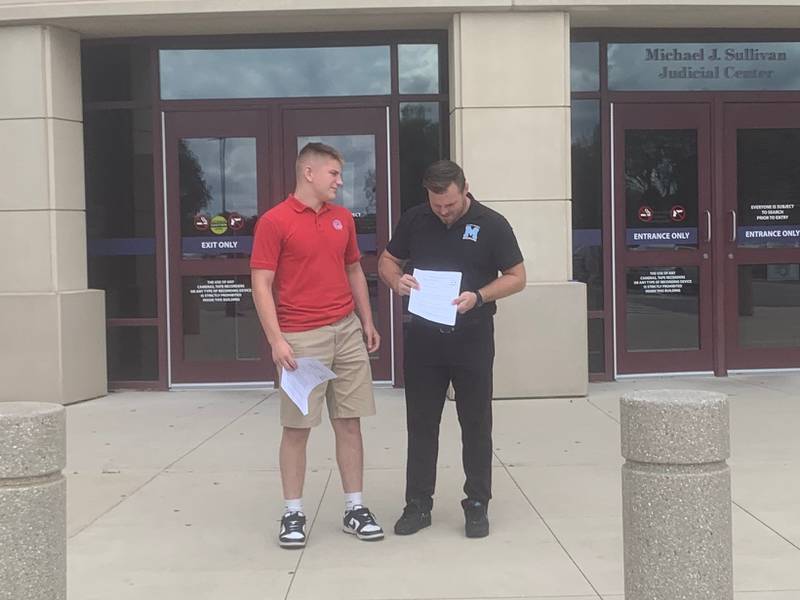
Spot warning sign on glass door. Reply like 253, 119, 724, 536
189, 279, 251, 303
632, 269, 694, 295
750, 203, 798, 222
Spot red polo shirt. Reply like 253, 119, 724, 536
250, 194, 361, 332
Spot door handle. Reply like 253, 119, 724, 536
729, 210, 737, 242
705, 210, 712, 243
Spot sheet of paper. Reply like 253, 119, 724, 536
407, 268, 463, 326
280, 358, 337, 416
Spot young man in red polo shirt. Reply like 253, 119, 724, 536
251, 142, 384, 548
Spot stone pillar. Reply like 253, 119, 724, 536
0, 25, 106, 404
0, 402, 66, 600
621, 390, 733, 600
449, 12, 587, 398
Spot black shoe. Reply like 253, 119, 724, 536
343, 505, 385, 541
394, 501, 432, 535
461, 499, 489, 538
278, 511, 307, 548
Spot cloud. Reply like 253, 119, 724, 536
160, 47, 391, 99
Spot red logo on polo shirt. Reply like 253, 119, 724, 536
332, 219, 343, 231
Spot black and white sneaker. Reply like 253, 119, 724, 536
342, 505, 385, 541
279, 511, 307, 548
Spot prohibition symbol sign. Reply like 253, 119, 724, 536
671, 205, 687, 222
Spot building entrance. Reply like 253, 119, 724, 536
164, 106, 392, 385
614, 101, 800, 375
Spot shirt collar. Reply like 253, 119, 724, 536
427, 193, 480, 229
454, 193, 479, 226
288, 194, 331, 214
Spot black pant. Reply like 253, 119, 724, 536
403, 318, 495, 509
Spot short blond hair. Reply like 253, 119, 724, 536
296, 142, 344, 170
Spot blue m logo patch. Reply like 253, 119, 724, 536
463, 224, 480, 242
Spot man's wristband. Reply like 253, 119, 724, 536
474, 290, 485, 308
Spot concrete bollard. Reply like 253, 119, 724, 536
620, 390, 733, 600
0, 403, 66, 600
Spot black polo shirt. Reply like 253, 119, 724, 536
386, 194, 524, 324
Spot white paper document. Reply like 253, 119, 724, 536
280, 358, 337, 415
407, 268, 463, 326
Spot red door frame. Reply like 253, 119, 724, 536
613, 102, 715, 374
611, 96, 800, 376
163, 104, 396, 384
571, 28, 800, 381
164, 110, 274, 383
723, 102, 800, 369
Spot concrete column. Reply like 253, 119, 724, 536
0, 25, 106, 404
0, 402, 66, 600
621, 390, 733, 600
449, 12, 587, 398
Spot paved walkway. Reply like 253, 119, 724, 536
66, 374, 800, 599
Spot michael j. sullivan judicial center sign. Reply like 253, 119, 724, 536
608, 43, 800, 90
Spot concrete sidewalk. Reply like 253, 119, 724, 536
66, 374, 800, 599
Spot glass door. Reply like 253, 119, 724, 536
282, 106, 392, 381
165, 111, 273, 383
614, 103, 714, 374
723, 103, 800, 369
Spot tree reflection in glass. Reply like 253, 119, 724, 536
572, 100, 603, 310
297, 135, 378, 254
625, 129, 698, 248
179, 137, 258, 259
399, 102, 442, 213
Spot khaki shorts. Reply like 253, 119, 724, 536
278, 312, 375, 428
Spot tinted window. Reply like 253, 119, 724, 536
82, 45, 151, 103
571, 42, 600, 92
399, 44, 440, 94
179, 137, 257, 259
736, 128, 800, 247
160, 47, 391, 99
182, 276, 260, 362
626, 267, 700, 352
588, 318, 605, 373
84, 110, 154, 238
624, 129, 698, 249
571, 100, 603, 309
739, 264, 800, 348
85, 109, 157, 319
107, 326, 159, 381
399, 102, 443, 213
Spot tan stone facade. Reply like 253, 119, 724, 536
3, 1, 798, 401
449, 12, 586, 397
0, 25, 106, 404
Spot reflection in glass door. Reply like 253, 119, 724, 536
614, 104, 714, 374
295, 134, 379, 255
283, 107, 392, 380
165, 111, 272, 384
724, 103, 800, 369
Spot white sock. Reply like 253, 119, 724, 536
284, 498, 303, 515
344, 492, 363, 512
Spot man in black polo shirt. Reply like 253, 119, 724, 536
378, 160, 526, 538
